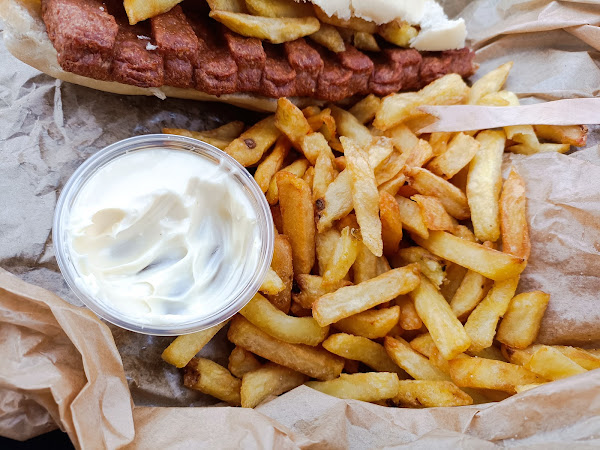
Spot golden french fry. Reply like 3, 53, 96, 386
466, 130, 506, 242
313, 5, 377, 33
410, 333, 436, 358
350, 95, 382, 125
323, 226, 360, 285
162, 321, 229, 368
342, 137, 383, 256
533, 124, 588, 146
353, 31, 381, 52
428, 132, 452, 156
467, 346, 506, 362
316, 170, 353, 232
413, 231, 527, 281
440, 263, 468, 301
259, 267, 285, 295
385, 336, 450, 381
500, 168, 530, 260
313, 152, 336, 203
254, 136, 291, 192
464, 277, 520, 352
323, 333, 403, 374
353, 242, 379, 284
334, 306, 400, 339
309, 24, 346, 52
292, 275, 350, 310
209, 11, 320, 44
404, 139, 434, 168
316, 228, 341, 275
548, 346, 600, 370
524, 346, 587, 380
412, 194, 457, 232
228, 316, 344, 380
496, 291, 549, 349
245, 0, 314, 17
449, 356, 543, 393
229, 346, 262, 378
313, 264, 421, 326
241, 293, 329, 346
266, 158, 310, 205
396, 247, 446, 288
302, 166, 315, 186
514, 383, 546, 394
197, 120, 246, 139
508, 142, 571, 155
426, 133, 480, 180
125, 0, 188, 24
394, 196, 429, 239
301, 132, 335, 165
271, 205, 283, 233
275, 98, 312, 148
162, 128, 232, 151
376, 255, 392, 275
266, 234, 293, 313
330, 105, 372, 148
450, 270, 491, 320
396, 295, 423, 331
306, 373, 400, 402
207, 0, 248, 12
378, 20, 418, 47
392, 380, 473, 407
386, 124, 419, 153
379, 191, 403, 256
375, 150, 406, 186
241, 363, 307, 408
374, 74, 469, 131
410, 278, 471, 360
477, 91, 511, 106
277, 171, 316, 275
379, 172, 407, 196
408, 167, 470, 220
223, 115, 281, 167
468, 61, 513, 105
184, 358, 241, 405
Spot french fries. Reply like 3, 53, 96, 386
254, 136, 291, 192
245, 0, 314, 18
396, 247, 445, 288
209, 11, 321, 44
378, 21, 418, 47
468, 62, 513, 105
184, 358, 241, 405
412, 194, 457, 232
394, 196, 429, 239
524, 346, 587, 381
392, 380, 473, 407
352, 32, 381, 52
396, 296, 423, 331
229, 346, 262, 378
313, 5, 377, 33
533, 124, 588, 146
125, 0, 184, 24
333, 306, 400, 339
309, 24, 346, 53
385, 337, 450, 381
207, 0, 248, 12
350, 95, 382, 125
241, 363, 307, 408
323, 226, 360, 285
496, 291, 549, 349
225, 116, 281, 166
266, 234, 294, 313
266, 158, 310, 205
426, 132, 480, 180
379, 192, 403, 256
259, 268, 285, 295
306, 373, 400, 402
162, 321, 229, 368
323, 333, 402, 374
499, 169, 530, 260
450, 270, 491, 321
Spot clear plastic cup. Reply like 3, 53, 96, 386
53, 134, 274, 336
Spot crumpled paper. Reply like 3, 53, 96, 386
2, 0, 600, 448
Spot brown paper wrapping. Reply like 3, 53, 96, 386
2, 0, 600, 448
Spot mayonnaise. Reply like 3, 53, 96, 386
65, 148, 262, 325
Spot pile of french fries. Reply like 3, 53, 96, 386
161, 62, 596, 409
126, 0, 417, 51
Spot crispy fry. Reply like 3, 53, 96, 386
468, 61, 513, 105
385, 336, 450, 381
404, 139, 434, 168
245, 0, 313, 17
350, 95, 382, 124
207, 0, 248, 12
259, 267, 285, 295
254, 136, 291, 192
508, 142, 571, 155
309, 24, 346, 52
293, 274, 351, 309
228, 316, 344, 380
410, 333, 436, 358
353, 31, 381, 52
306, 373, 400, 402
450, 270, 491, 320
209, 11, 320, 44
466, 130, 505, 242
496, 291, 549, 349
277, 171, 315, 275
313, 265, 421, 326
386, 124, 419, 153
396, 247, 446, 288
533, 124, 588, 146
391, 380, 472, 407
396, 296, 423, 331
323, 226, 360, 285
353, 242, 379, 284
229, 346, 262, 378
379, 191, 403, 256
271, 205, 283, 233
524, 346, 587, 380
379, 20, 418, 47
323, 333, 402, 373
413, 231, 527, 281
316, 170, 353, 231
302, 165, 315, 186
241, 363, 307, 408
412, 194, 457, 232
266, 234, 293, 313
375, 150, 406, 186
410, 278, 471, 360
125, 0, 188, 24
224, 115, 281, 167
162, 128, 232, 151
427, 132, 480, 180
162, 321, 229, 368
395, 196, 429, 239
331, 105, 372, 148
408, 167, 470, 220
334, 306, 400, 339
500, 168, 530, 260
467, 346, 506, 362
547, 346, 600, 370
275, 98, 312, 147
184, 358, 241, 405
313, 5, 377, 33
313, 151, 336, 203
428, 132, 452, 156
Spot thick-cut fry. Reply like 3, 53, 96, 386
209, 11, 320, 44
508, 142, 571, 155
375, 150, 406, 186
468, 61, 513, 105
207, 0, 247, 12
254, 136, 291, 192
343, 137, 383, 256
500, 169, 530, 260
350, 95, 382, 124
162, 128, 232, 151
450, 270, 491, 320
302, 166, 314, 186
466, 130, 506, 242
385, 337, 450, 381
306, 373, 400, 402
408, 167, 470, 220
266, 234, 293, 313
241, 293, 329, 346
351, 243, 377, 284
533, 124, 588, 146
392, 380, 473, 407
379, 20, 418, 47
428, 132, 452, 156
313, 6, 377, 33
271, 205, 283, 233
323, 226, 360, 285
241, 363, 307, 408
404, 140, 434, 168
266, 158, 310, 205
309, 24, 346, 52
467, 346, 506, 362
548, 346, 600, 370
316, 170, 353, 231
259, 267, 285, 295
449, 357, 542, 393
396, 295, 423, 331
412, 194, 457, 232
426, 133, 480, 180
277, 171, 315, 275
228, 316, 344, 380
323, 333, 402, 374
395, 196, 429, 239
229, 346, 262, 378
125, 0, 187, 24
245, 0, 314, 17
396, 247, 446, 288
301, 132, 335, 165
275, 98, 312, 147
313, 265, 421, 326
374, 74, 469, 131
316, 229, 341, 275
313, 152, 336, 203
352, 32, 381, 52
293, 275, 352, 309
334, 306, 400, 339
524, 346, 587, 380
331, 106, 372, 148
224, 115, 281, 166
464, 277, 520, 352
379, 191, 403, 256
496, 291, 549, 349
410, 333, 436, 358
184, 358, 241, 405
410, 278, 471, 360
162, 321, 229, 368
413, 231, 527, 281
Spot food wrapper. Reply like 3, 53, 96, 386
2, 0, 600, 447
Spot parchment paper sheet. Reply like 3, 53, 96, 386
2, 0, 600, 448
